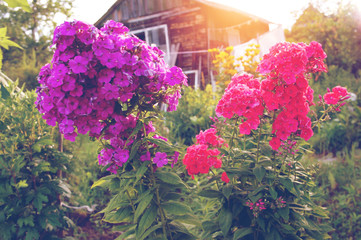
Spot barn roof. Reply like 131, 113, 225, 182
95, 0, 272, 27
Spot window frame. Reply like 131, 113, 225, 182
131, 24, 171, 64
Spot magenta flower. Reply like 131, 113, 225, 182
36, 19, 187, 173
69, 56, 89, 73
140, 151, 151, 162
114, 149, 129, 166
153, 152, 168, 168
62, 76, 76, 92
59, 118, 75, 134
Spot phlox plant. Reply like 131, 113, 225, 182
182, 41, 350, 239
35, 20, 196, 239
36, 19, 350, 239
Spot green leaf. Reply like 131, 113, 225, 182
112, 223, 136, 232
147, 137, 180, 152
224, 167, 252, 176
136, 204, 158, 238
17, 216, 34, 228
161, 201, 192, 216
266, 228, 282, 240
202, 220, 219, 236
279, 224, 296, 234
278, 206, 289, 222
1, 85, 10, 100
125, 120, 143, 145
99, 193, 129, 214
25, 228, 39, 240
32, 137, 53, 153
219, 207, 232, 236
233, 227, 253, 240
311, 205, 329, 218
33, 193, 48, 211
91, 175, 116, 189
222, 184, 233, 200
104, 207, 132, 223
129, 140, 142, 162
134, 192, 154, 223
1, 39, 22, 49
134, 161, 149, 186
155, 171, 188, 188
198, 189, 222, 198
253, 166, 266, 182
3, 0, 32, 12
0, 48, 3, 69
269, 186, 278, 200
138, 223, 162, 240
163, 192, 183, 201
280, 178, 294, 193
115, 225, 136, 240
16, 180, 28, 188
173, 214, 202, 227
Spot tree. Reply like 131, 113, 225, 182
285, 2, 361, 77
0, 0, 73, 89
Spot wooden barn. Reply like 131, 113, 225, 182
95, 0, 275, 88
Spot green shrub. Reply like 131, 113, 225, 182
161, 85, 220, 145
0, 81, 71, 239
305, 146, 361, 239
65, 134, 111, 208
310, 102, 361, 155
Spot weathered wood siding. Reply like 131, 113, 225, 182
96, 0, 270, 87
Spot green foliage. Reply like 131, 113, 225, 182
92, 119, 198, 239
93, 161, 197, 239
3, 0, 31, 12
310, 102, 361, 155
0, 80, 72, 239
161, 85, 220, 145
185, 120, 331, 240
305, 146, 361, 239
0, 0, 73, 89
286, 2, 361, 76
0, 27, 22, 70
64, 133, 111, 208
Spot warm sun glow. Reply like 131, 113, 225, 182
208, 0, 310, 29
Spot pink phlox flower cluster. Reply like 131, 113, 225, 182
258, 42, 328, 149
216, 73, 264, 135
183, 128, 225, 178
275, 197, 287, 208
221, 172, 230, 183
196, 128, 228, 148
276, 140, 298, 156
246, 199, 267, 218
36, 20, 187, 173
305, 41, 328, 73
323, 86, 350, 105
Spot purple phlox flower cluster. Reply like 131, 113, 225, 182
36, 20, 187, 173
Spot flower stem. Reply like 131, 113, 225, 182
256, 120, 263, 165
229, 117, 239, 167
150, 164, 172, 240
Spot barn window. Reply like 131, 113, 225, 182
132, 25, 170, 64
183, 70, 199, 89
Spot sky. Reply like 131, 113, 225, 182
68, 0, 310, 29
68, 0, 361, 30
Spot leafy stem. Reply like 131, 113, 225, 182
126, 189, 136, 217
141, 112, 172, 240
256, 120, 263, 165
